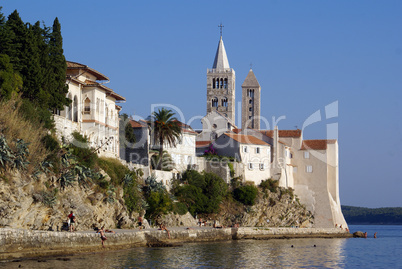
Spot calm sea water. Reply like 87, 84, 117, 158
1, 225, 401, 269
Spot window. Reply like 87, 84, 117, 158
221, 97, 228, 107
256, 147, 260, 154
304, 152, 310, 159
260, 163, 265, 170
243, 146, 248, 153
249, 116, 252, 119
212, 97, 218, 107
306, 165, 313, 173
249, 107, 252, 111
224, 78, 228, 89
248, 163, 253, 170
249, 99, 252, 104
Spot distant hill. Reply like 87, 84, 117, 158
342, 205, 402, 225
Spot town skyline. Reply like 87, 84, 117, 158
1, 0, 401, 208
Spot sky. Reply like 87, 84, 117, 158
1, 0, 402, 208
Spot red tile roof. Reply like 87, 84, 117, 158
67, 60, 109, 81
301, 139, 337, 150
196, 141, 212, 148
224, 133, 269, 146
232, 128, 242, 134
130, 120, 147, 128
260, 129, 302, 138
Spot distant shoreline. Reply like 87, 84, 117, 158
0, 227, 351, 261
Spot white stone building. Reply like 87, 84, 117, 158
53, 61, 125, 158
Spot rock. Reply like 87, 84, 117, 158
353, 231, 366, 238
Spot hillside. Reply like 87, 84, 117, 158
342, 205, 402, 225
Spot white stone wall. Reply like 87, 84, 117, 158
165, 132, 197, 172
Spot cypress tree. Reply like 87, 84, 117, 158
4, 10, 26, 73
0, 54, 23, 99
46, 17, 69, 110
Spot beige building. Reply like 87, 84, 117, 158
53, 61, 125, 158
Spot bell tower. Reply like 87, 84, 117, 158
206, 25, 235, 121
241, 68, 261, 130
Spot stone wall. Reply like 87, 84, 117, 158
0, 227, 351, 260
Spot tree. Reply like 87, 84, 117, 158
0, 54, 22, 99
148, 108, 181, 170
45, 17, 69, 110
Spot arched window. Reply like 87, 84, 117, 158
212, 97, 218, 107
221, 97, 228, 107
84, 98, 91, 114
212, 78, 216, 89
224, 78, 228, 89
215, 78, 219, 89
73, 95, 78, 122
220, 78, 223, 88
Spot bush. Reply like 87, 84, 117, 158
173, 202, 188, 215
145, 191, 173, 219
233, 185, 258, 206
260, 178, 279, 193
41, 134, 59, 152
96, 157, 131, 185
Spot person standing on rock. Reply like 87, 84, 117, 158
68, 211, 76, 232
98, 226, 107, 248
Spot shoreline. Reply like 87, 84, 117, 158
0, 227, 351, 261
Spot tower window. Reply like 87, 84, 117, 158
247, 89, 254, 98
249, 99, 252, 104
212, 97, 218, 107
215, 78, 219, 89
249, 107, 252, 111
222, 97, 228, 107
212, 78, 216, 89
220, 78, 224, 89
224, 78, 228, 89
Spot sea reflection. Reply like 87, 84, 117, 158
0, 238, 348, 269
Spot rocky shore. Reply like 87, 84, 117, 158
0, 227, 351, 260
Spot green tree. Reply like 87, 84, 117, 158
0, 54, 22, 99
148, 108, 181, 170
233, 185, 258, 206
45, 17, 69, 110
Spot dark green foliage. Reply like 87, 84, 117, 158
0, 9, 70, 126
341, 205, 402, 225
174, 170, 228, 215
260, 178, 279, 193
12, 138, 30, 170
57, 171, 75, 190
41, 134, 59, 152
0, 134, 14, 169
227, 162, 235, 177
173, 202, 188, 215
69, 132, 97, 168
0, 54, 22, 99
0, 135, 30, 171
145, 191, 173, 219
233, 185, 258, 206
125, 121, 136, 144
18, 98, 54, 129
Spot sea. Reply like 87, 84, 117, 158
0, 225, 401, 269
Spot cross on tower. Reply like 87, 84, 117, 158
218, 23, 224, 37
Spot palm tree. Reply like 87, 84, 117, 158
148, 108, 181, 170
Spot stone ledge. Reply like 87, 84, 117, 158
0, 227, 351, 260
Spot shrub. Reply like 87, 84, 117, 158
145, 190, 173, 219
260, 178, 279, 193
227, 162, 235, 177
41, 134, 59, 152
96, 157, 130, 185
233, 185, 258, 206
173, 202, 188, 215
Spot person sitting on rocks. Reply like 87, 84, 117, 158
67, 211, 76, 232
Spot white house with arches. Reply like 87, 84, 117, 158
53, 61, 125, 158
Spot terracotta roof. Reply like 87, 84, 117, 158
301, 139, 337, 150
66, 60, 109, 81
232, 128, 242, 134
130, 120, 147, 128
260, 129, 302, 138
224, 133, 269, 146
83, 81, 126, 101
174, 120, 197, 134
196, 141, 212, 148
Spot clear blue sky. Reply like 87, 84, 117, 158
2, 0, 402, 208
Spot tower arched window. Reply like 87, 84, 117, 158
212, 78, 216, 89
215, 79, 219, 89
224, 78, 228, 89
220, 78, 224, 89
222, 97, 228, 107
212, 97, 218, 107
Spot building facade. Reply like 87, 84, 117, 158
54, 61, 125, 158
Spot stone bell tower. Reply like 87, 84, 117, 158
241, 68, 261, 130
206, 26, 235, 122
